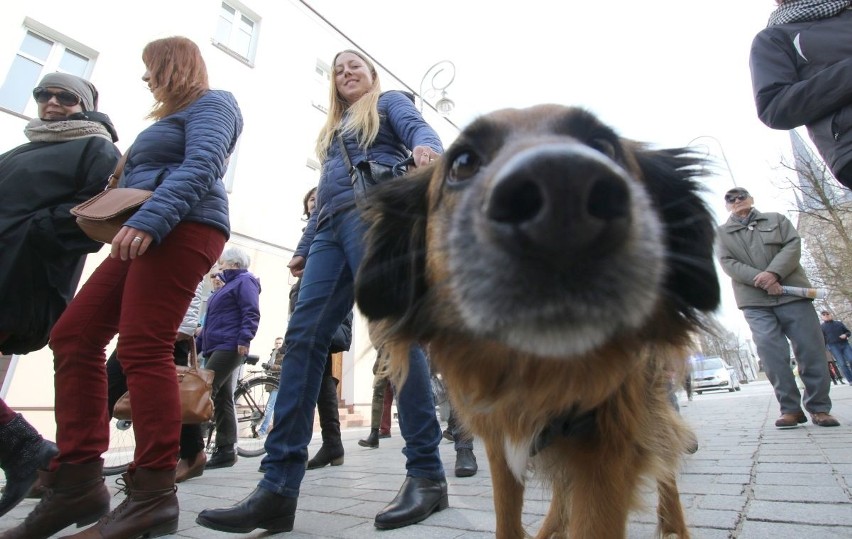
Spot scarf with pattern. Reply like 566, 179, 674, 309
24, 118, 113, 143
767, 0, 850, 26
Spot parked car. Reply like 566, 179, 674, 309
691, 356, 740, 394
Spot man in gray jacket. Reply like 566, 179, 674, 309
717, 187, 839, 428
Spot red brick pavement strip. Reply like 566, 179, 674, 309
2, 381, 851, 537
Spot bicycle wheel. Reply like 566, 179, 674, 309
103, 418, 135, 476
234, 376, 278, 457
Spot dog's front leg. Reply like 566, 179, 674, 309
484, 437, 526, 539
567, 447, 637, 539
657, 476, 690, 538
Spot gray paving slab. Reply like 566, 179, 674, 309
1, 380, 851, 537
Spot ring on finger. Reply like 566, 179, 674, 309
132, 236, 143, 243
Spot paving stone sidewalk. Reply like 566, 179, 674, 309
2, 380, 850, 538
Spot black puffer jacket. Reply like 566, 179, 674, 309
749, 8, 852, 186
0, 128, 120, 353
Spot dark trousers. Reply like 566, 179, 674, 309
105, 341, 204, 458
49, 222, 224, 471
446, 403, 473, 451
205, 349, 246, 449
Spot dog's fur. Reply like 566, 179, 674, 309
354, 105, 720, 539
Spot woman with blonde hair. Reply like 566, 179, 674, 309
2, 36, 243, 539
198, 49, 446, 533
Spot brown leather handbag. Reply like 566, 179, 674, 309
113, 340, 214, 424
70, 150, 152, 243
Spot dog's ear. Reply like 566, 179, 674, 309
355, 165, 431, 325
634, 148, 721, 315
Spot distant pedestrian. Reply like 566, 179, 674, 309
749, 0, 852, 189
199, 246, 261, 470
358, 348, 395, 448
716, 187, 839, 428
820, 310, 852, 384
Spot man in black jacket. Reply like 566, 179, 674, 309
749, 1, 852, 188
820, 311, 852, 384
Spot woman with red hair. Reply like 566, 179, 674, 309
1, 36, 243, 539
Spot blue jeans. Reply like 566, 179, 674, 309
258, 389, 277, 435
259, 209, 443, 497
827, 342, 852, 383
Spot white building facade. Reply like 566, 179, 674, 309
0, 0, 459, 436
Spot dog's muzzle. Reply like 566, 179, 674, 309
483, 143, 632, 264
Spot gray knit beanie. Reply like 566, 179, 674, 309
36, 73, 98, 111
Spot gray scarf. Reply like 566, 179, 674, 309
24, 119, 113, 143
767, 0, 850, 26
732, 209, 757, 227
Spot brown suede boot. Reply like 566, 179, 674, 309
61, 468, 178, 538
175, 451, 206, 483
0, 460, 110, 539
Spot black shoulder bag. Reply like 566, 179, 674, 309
336, 134, 412, 204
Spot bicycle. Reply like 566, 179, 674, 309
103, 355, 279, 475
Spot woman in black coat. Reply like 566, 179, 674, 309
0, 72, 119, 518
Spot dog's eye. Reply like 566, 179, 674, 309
447, 151, 481, 183
589, 138, 617, 160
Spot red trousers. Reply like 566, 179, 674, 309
380, 382, 393, 434
49, 223, 224, 471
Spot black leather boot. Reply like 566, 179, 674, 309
358, 428, 380, 448
308, 375, 343, 469
196, 487, 297, 533
205, 446, 237, 469
0, 414, 59, 517
306, 444, 344, 470
454, 448, 478, 477
374, 476, 449, 529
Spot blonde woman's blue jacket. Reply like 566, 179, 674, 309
295, 90, 442, 258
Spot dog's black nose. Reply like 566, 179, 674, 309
485, 143, 631, 259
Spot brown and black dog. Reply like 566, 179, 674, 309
354, 105, 720, 539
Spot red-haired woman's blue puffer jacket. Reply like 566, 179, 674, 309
122, 90, 243, 243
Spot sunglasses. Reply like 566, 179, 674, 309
725, 194, 749, 203
32, 87, 81, 107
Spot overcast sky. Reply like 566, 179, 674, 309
306, 0, 799, 340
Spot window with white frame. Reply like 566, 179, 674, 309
311, 59, 331, 113
213, 1, 260, 65
0, 21, 95, 117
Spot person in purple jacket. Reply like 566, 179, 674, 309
199, 246, 261, 470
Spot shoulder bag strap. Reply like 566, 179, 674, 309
187, 338, 199, 369
105, 148, 131, 190
336, 133, 354, 173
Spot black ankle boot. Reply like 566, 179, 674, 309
205, 446, 237, 469
358, 429, 379, 448
374, 476, 448, 529
196, 487, 297, 533
0, 414, 59, 518
306, 444, 344, 470
454, 448, 478, 477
